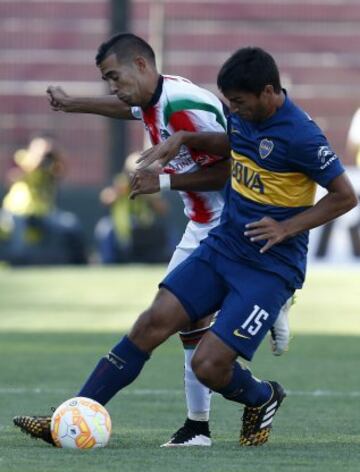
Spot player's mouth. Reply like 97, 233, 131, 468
117, 94, 131, 104
237, 111, 257, 122
237, 110, 251, 119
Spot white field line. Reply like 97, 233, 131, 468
0, 388, 359, 397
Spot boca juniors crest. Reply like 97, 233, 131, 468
259, 139, 274, 159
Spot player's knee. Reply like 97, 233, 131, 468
129, 288, 189, 350
191, 350, 232, 390
191, 355, 217, 389
129, 305, 171, 348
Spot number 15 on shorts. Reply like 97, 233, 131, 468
241, 305, 269, 336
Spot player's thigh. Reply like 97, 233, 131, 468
165, 220, 215, 275
160, 252, 227, 323
166, 223, 217, 331
166, 245, 192, 275
211, 265, 294, 361
167, 248, 214, 331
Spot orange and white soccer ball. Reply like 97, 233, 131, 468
50, 397, 112, 449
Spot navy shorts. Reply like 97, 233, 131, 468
161, 243, 294, 361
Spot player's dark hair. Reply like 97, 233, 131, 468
95, 32, 156, 66
217, 47, 282, 96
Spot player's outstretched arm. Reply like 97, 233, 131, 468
170, 159, 231, 192
46, 86, 135, 119
129, 158, 231, 199
137, 131, 231, 169
245, 173, 358, 253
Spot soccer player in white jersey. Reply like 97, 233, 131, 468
43, 33, 290, 447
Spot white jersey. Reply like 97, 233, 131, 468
165, 219, 220, 275
132, 75, 227, 224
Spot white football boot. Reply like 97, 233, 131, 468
270, 296, 293, 356
160, 418, 211, 447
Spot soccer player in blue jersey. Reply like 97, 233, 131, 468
15, 47, 357, 446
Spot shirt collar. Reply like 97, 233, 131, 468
144, 75, 164, 109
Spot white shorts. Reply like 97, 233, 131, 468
165, 219, 220, 276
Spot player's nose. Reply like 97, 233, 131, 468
108, 80, 118, 95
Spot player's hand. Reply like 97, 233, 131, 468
47, 86, 71, 111
136, 132, 184, 170
244, 217, 288, 253
129, 170, 160, 199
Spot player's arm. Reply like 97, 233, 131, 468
245, 172, 358, 253
129, 158, 230, 199
137, 131, 231, 169
170, 158, 230, 191
47, 86, 135, 119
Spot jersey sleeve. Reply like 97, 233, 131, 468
289, 130, 345, 188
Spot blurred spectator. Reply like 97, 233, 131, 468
346, 108, 360, 166
95, 152, 171, 264
315, 112, 360, 259
0, 134, 86, 265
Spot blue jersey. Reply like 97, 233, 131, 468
205, 92, 345, 289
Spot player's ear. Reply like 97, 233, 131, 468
133, 56, 147, 72
263, 84, 274, 97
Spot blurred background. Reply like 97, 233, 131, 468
0, 0, 359, 265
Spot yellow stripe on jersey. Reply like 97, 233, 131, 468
231, 151, 316, 208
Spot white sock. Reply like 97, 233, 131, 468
184, 349, 212, 422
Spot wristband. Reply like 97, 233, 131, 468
159, 173, 171, 190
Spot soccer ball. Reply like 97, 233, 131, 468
50, 397, 112, 449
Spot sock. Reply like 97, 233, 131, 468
77, 336, 150, 405
184, 418, 211, 436
180, 328, 212, 422
216, 362, 272, 407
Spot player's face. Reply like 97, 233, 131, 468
99, 53, 146, 106
224, 86, 274, 122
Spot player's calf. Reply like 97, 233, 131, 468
161, 325, 213, 447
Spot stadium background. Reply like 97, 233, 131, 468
0, 0, 359, 260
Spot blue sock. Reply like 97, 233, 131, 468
216, 362, 272, 407
78, 336, 150, 405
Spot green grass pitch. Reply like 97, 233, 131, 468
0, 265, 359, 472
